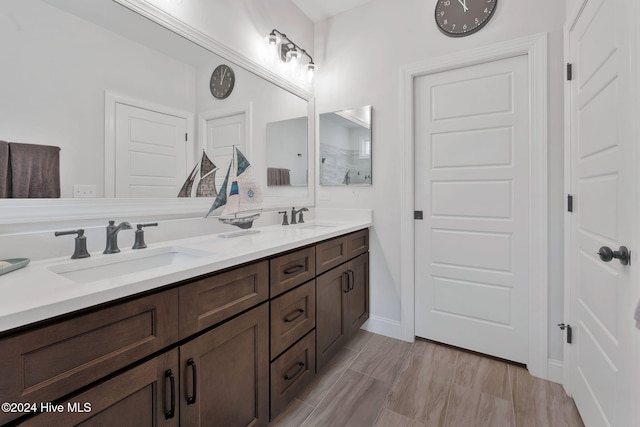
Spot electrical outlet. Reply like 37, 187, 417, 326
318, 191, 330, 201
73, 185, 97, 198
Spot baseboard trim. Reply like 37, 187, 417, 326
362, 315, 408, 342
547, 358, 564, 384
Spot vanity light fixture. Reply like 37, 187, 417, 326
267, 29, 316, 84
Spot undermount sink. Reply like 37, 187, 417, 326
48, 246, 213, 283
296, 224, 337, 230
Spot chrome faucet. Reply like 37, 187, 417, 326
291, 207, 309, 224
103, 221, 132, 254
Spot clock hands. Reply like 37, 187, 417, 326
457, 0, 468, 12
220, 68, 227, 84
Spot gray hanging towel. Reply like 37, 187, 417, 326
8, 142, 61, 198
0, 141, 9, 198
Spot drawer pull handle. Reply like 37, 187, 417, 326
284, 308, 305, 323
343, 272, 350, 293
349, 270, 355, 291
284, 362, 305, 381
187, 358, 197, 405
284, 264, 305, 275
164, 369, 176, 419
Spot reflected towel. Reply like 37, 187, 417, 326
0, 141, 9, 198
9, 142, 61, 198
267, 167, 290, 186
635, 299, 640, 330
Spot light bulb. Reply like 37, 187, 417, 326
265, 33, 280, 65
288, 49, 300, 76
307, 62, 316, 85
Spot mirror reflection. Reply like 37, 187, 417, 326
266, 117, 309, 198
0, 0, 309, 201
319, 106, 372, 186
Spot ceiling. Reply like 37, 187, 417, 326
292, 0, 374, 22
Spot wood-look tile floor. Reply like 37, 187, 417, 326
269, 331, 584, 427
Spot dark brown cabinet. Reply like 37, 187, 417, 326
2, 227, 369, 426
316, 252, 369, 371
180, 303, 269, 427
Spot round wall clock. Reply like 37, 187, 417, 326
435, 0, 498, 37
210, 64, 235, 99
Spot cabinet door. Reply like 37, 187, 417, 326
316, 264, 349, 371
180, 303, 269, 427
21, 349, 180, 427
347, 253, 370, 338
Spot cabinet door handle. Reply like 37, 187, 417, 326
343, 272, 350, 293
349, 270, 355, 291
284, 264, 305, 275
164, 369, 176, 419
284, 308, 305, 323
284, 362, 305, 381
186, 358, 197, 405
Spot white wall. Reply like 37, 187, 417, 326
313, 0, 567, 362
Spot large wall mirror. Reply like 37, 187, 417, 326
0, 0, 314, 224
319, 106, 372, 186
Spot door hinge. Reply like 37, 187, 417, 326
414, 210, 423, 220
558, 323, 573, 344
567, 194, 573, 212
566, 63, 573, 81
185, 133, 188, 142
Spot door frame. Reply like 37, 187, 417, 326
104, 91, 195, 198
399, 33, 549, 379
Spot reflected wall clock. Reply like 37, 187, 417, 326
435, 0, 498, 37
210, 64, 235, 99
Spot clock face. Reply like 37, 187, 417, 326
435, 0, 498, 37
210, 64, 235, 99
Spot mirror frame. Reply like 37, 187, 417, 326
0, 0, 315, 227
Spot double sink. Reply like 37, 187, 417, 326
46, 223, 337, 284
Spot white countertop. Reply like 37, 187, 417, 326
0, 215, 371, 334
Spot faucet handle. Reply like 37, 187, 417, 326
55, 229, 90, 259
132, 223, 158, 249
278, 211, 289, 226
297, 207, 309, 224
290, 207, 297, 225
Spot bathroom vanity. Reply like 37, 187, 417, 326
0, 221, 370, 426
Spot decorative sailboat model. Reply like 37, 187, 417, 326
177, 150, 218, 198
205, 146, 263, 238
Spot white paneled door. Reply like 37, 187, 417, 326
566, 0, 635, 425
414, 55, 530, 363
204, 112, 246, 190
114, 103, 188, 198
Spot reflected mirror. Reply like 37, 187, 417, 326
265, 117, 308, 199
319, 106, 372, 186
0, 0, 310, 206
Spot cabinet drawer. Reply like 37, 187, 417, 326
346, 228, 369, 259
179, 261, 269, 338
270, 330, 316, 420
270, 246, 315, 297
316, 236, 347, 275
0, 289, 179, 425
270, 280, 315, 359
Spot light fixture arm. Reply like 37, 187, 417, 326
269, 29, 314, 66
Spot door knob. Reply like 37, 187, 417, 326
597, 246, 630, 265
